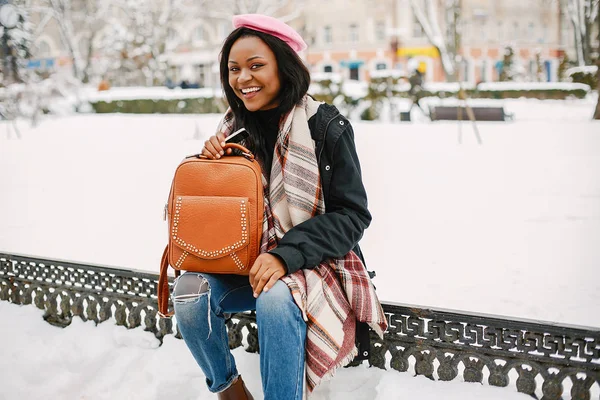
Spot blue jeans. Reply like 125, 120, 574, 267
173, 272, 306, 400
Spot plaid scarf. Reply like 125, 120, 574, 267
217, 96, 388, 393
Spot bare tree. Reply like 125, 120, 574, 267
544, 0, 599, 65
25, 0, 203, 85
124, 0, 206, 85
28, 0, 304, 86
565, 0, 598, 65
97, 0, 195, 86
44, 0, 85, 80
409, 0, 459, 81
28, 0, 112, 82
594, 63, 599, 119
77, 0, 111, 83
594, 8, 600, 120
2, 0, 34, 84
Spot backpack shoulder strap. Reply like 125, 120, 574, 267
157, 246, 179, 318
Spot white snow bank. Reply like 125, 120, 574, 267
476, 81, 591, 91
369, 69, 406, 79
565, 65, 598, 76
311, 72, 343, 83
83, 87, 220, 103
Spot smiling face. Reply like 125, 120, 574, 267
228, 36, 282, 112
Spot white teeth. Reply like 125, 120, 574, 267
241, 87, 261, 94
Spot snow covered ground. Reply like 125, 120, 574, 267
1, 95, 599, 399
1, 96, 598, 327
0, 301, 534, 400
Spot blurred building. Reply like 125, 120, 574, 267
24, 0, 588, 85
301, 0, 577, 83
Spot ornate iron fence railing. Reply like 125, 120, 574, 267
1, 252, 599, 399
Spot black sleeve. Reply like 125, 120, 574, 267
269, 124, 371, 274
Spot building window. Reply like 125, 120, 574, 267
34, 41, 52, 57
323, 25, 332, 45
166, 28, 179, 49
349, 66, 360, 80
541, 23, 548, 43
461, 59, 470, 82
529, 59, 536, 76
375, 62, 387, 70
480, 20, 487, 42
194, 64, 207, 87
219, 22, 231, 40
194, 26, 205, 42
528, 22, 535, 40
497, 21, 503, 42
323, 65, 333, 73
481, 60, 488, 82
349, 23, 359, 43
512, 21, 519, 40
375, 21, 386, 42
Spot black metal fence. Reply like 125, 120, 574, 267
1, 252, 598, 399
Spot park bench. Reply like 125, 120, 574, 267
1, 251, 599, 399
429, 105, 511, 121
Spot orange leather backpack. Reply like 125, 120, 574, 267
157, 143, 263, 317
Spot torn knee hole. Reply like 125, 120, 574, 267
173, 275, 210, 303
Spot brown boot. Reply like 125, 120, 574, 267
217, 376, 254, 400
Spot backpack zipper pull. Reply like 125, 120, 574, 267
163, 203, 168, 221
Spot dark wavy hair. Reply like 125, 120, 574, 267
219, 27, 311, 163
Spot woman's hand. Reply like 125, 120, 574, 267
249, 253, 286, 298
202, 133, 233, 159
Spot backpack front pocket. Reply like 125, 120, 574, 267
169, 196, 251, 273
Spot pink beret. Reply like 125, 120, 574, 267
232, 14, 308, 53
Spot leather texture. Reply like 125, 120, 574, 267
217, 376, 254, 400
158, 144, 263, 317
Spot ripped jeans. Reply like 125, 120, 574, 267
173, 272, 306, 400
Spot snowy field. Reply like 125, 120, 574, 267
1, 96, 599, 399
1, 96, 599, 327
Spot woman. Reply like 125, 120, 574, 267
172, 14, 387, 400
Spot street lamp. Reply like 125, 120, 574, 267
0, 3, 19, 84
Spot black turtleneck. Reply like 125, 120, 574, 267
252, 107, 282, 170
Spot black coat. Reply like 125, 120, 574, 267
269, 103, 372, 275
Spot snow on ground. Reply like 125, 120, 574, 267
82, 86, 219, 102
0, 301, 534, 400
1, 98, 599, 329
1, 96, 599, 399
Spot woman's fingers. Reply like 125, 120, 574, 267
216, 132, 226, 147
249, 254, 286, 298
210, 136, 224, 156
202, 133, 235, 159
202, 134, 224, 159
203, 139, 219, 159
262, 272, 283, 294
253, 267, 281, 298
